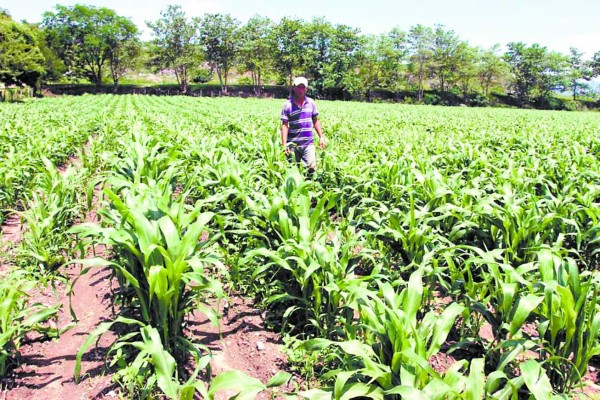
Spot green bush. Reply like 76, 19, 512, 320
236, 76, 253, 85
191, 69, 213, 84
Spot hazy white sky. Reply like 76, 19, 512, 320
7, 0, 600, 57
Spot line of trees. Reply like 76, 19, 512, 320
2, 5, 600, 106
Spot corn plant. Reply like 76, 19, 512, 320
445, 247, 543, 373
535, 247, 600, 393
0, 272, 61, 376
207, 370, 292, 400
16, 157, 84, 274
70, 174, 224, 397
299, 269, 468, 398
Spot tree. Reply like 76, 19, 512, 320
42, 5, 138, 85
477, 44, 507, 96
147, 5, 201, 93
237, 15, 273, 95
322, 24, 363, 98
376, 27, 409, 94
300, 17, 335, 95
271, 17, 305, 86
108, 38, 141, 90
0, 12, 45, 88
27, 23, 66, 82
566, 47, 591, 100
504, 42, 567, 105
198, 13, 240, 93
407, 25, 434, 102
591, 51, 600, 78
430, 25, 464, 92
355, 35, 384, 99
453, 44, 478, 100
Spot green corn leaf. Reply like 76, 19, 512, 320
74, 316, 144, 382
403, 269, 424, 320
208, 370, 264, 400
384, 385, 430, 399
339, 382, 384, 400
334, 371, 355, 399
137, 326, 179, 400
465, 358, 485, 400
22, 304, 60, 328
520, 359, 554, 400
266, 371, 292, 388
509, 293, 543, 337
428, 302, 464, 357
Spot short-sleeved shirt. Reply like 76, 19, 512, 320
281, 96, 319, 148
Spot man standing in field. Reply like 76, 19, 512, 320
281, 77, 326, 172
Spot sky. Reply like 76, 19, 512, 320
6, 0, 600, 57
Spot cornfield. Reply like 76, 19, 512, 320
1, 94, 599, 399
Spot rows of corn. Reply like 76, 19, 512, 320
1, 95, 599, 399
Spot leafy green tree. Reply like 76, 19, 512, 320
322, 24, 363, 97
0, 12, 45, 88
407, 25, 434, 101
355, 35, 383, 99
504, 42, 567, 105
477, 44, 508, 96
565, 48, 592, 100
453, 44, 478, 99
147, 5, 201, 93
108, 38, 141, 90
27, 23, 66, 82
198, 13, 240, 93
302, 17, 343, 95
591, 51, 600, 77
355, 29, 409, 99
103, 20, 140, 90
42, 5, 138, 85
237, 15, 273, 94
376, 28, 409, 94
271, 17, 305, 86
430, 25, 465, 91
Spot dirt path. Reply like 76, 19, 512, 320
0, 154, 118, 399
189, 296, 291, 400
2, 262, 117, 400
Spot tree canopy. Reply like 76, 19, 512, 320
0, 13, 45, 87
146, 5, 201, 93
42, 4, 139, 85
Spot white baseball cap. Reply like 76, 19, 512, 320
292, 77, 308, 87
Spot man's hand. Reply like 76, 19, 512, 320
319, 136, 327, 149
284, 146, 292, 155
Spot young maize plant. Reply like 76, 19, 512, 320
16, 157, 84, 274
535, 247, 600, 393
240, 170, 380, 338
0, 272, 62, 376
68, 132, 224, 397
299, 269, 471, 399
445, 246, 543, 373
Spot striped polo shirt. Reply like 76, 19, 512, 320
281, 96, 319, 148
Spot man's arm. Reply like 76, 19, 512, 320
281, 121, 291, 154
313, 116, 326, 149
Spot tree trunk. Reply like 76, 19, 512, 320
216, 67, 224, 93
257, 70, 263, 96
